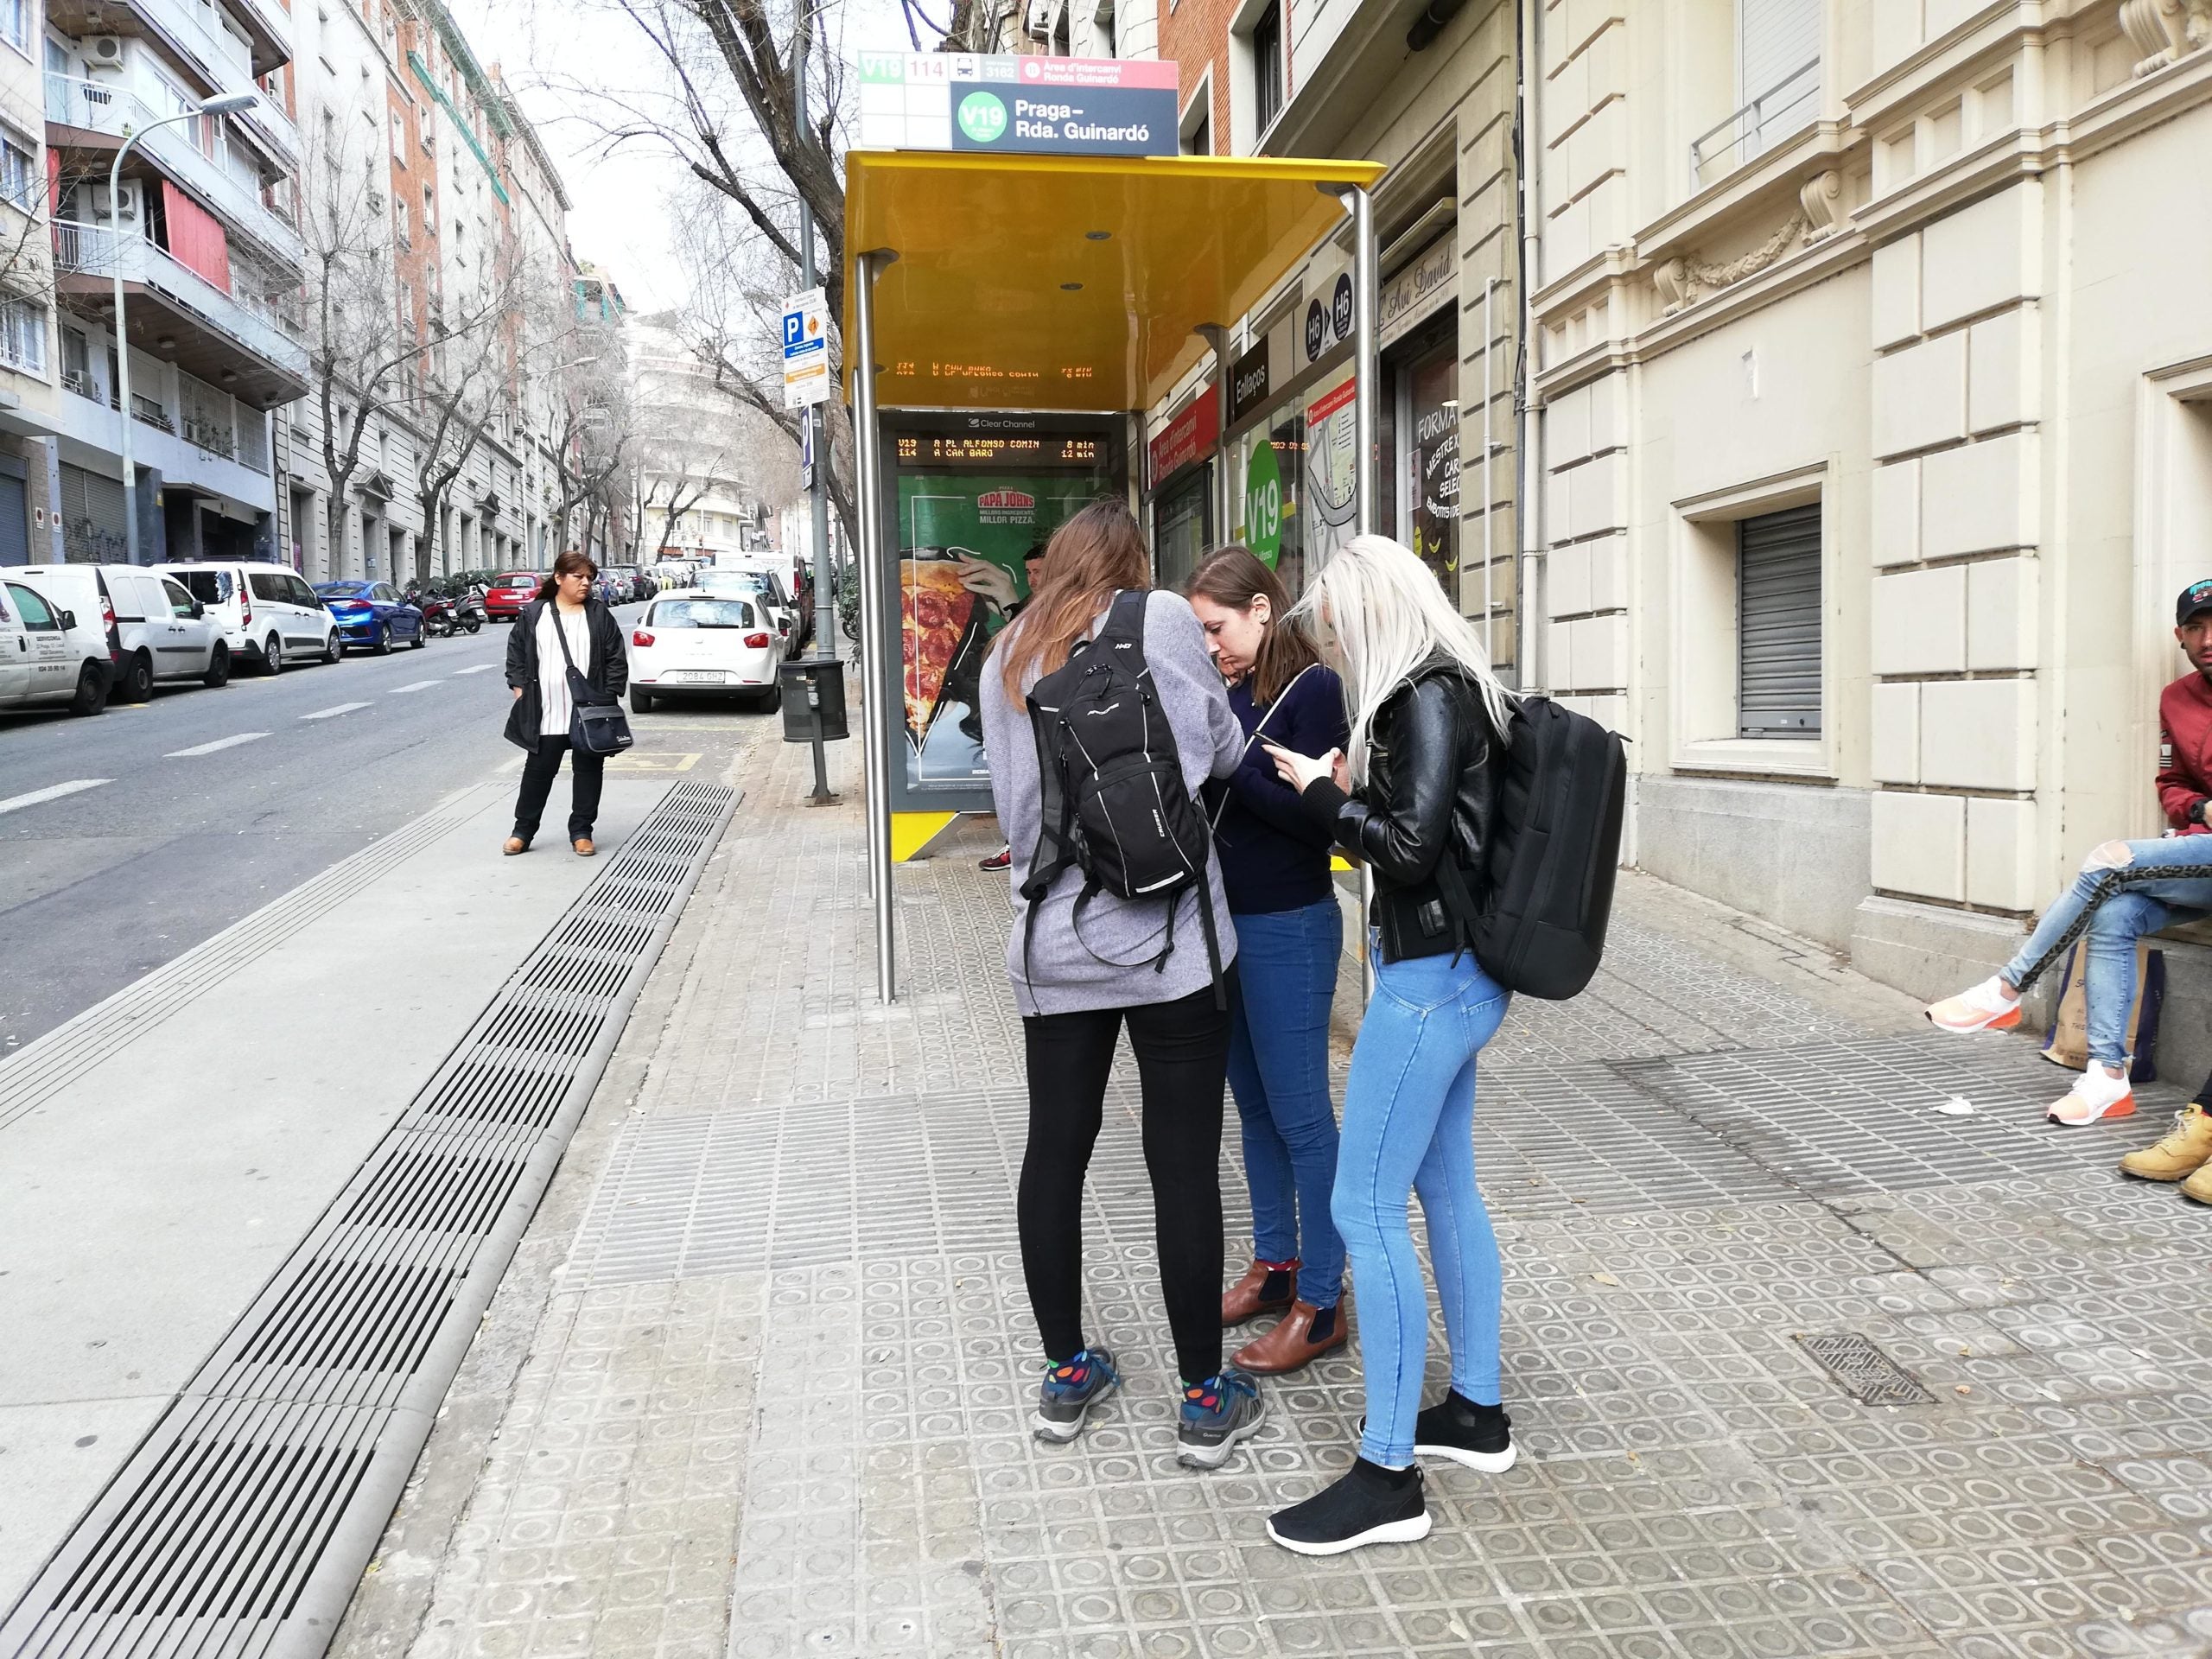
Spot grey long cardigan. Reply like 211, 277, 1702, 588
981, 588, 1243, 1017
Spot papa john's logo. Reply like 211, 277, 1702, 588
976, 487, 1036, 524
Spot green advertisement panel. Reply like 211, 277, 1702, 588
880, 416, 1122, 813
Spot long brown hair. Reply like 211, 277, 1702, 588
536, 549, 596, 604
994, 499, 1151, 705
1187, 543, 1319, 707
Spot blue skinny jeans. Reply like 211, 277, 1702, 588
1332, 943, 1510, 1467
1224, 899, 1345, 1308
2002, 836, 2212, 1067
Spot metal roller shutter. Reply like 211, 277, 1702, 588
1738, 0, 1821, 156
60, 462, 130, 564
1738, 503, 1821, 738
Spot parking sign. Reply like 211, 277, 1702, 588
781, 288, 829, 409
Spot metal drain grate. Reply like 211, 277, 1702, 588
1, 778, 736, 1659
1794, 1332, 1938, 1406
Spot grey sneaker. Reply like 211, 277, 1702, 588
1175, 1366, 1264, 1469
1033, 1347, 1118, 1443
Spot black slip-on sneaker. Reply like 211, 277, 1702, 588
1413, 1392, 1516, 1472
1267, 1458, 1430, 1555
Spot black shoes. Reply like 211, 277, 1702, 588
1413, 1391, 1516, 1472
1267, 1457, 1430, 1555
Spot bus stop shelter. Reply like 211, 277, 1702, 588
842, 149, 1389, 1002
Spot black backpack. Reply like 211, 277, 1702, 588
1020, 590, 1226, 1007
1436, 693, 1626, 1000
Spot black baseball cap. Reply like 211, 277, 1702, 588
2181, 581, 2212, 626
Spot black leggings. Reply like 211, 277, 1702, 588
512, 734, 604, 842
1018, 979, 1232, 1385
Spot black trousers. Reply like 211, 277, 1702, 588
512, 734, 604, 842
1018, 978, 1232, 1385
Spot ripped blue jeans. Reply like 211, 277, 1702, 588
1332, 943, 1510, 1468
2003, 836, 2212, 1067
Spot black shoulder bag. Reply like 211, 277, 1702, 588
549, 607, 633, 757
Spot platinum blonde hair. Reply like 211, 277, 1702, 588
1289, 534, 1516, 783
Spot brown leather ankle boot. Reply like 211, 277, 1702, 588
1233, 1300, 1348, 1375
1222, 1259, 1297, 1326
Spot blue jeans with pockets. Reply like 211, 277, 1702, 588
2001, 836, 2212, 1067
1225, 899, 1346, 1306
1332, 942, 1510, 1467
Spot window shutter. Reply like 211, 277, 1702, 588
1738, 503, 1821, 738
1738, 0, 1821, 156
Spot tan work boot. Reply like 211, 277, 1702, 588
2183, 1160, 2212, 1205
2120, 1104, 2212, 1182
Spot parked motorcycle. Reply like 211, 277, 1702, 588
453, 591, 486, 634
414, 591, 459, 638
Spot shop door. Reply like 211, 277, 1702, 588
1154, 466, 1211, 593
0, 462, 27, 566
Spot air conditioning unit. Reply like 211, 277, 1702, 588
1025, 0, 1053, 36
85, 35, 126, 68
82, 178, 144, 224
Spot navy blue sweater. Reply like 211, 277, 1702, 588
1208, 665, 1351, 915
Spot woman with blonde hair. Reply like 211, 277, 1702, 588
1259, 534, 1519, 1554
980, 499, 1266, 1471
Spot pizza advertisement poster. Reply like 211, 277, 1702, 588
895, 474, 1096, 789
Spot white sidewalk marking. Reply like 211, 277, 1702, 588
389, 680, 441, 694
165, 732, 270, 758
300, 702, 372, 721
450, 664, 497, 676
0, 779, 110, 816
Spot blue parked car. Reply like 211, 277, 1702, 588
315, 581, 426, 655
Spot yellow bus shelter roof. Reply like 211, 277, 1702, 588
842, 150, 1386, 416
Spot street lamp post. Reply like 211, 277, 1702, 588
107, 91, 258, 567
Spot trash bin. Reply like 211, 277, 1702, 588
779, 657, 849, 743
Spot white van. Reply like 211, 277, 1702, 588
0, 574, 111, 715
14, 563, 230, 698
159, 562, 338, 675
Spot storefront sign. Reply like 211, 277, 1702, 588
1303, 375, 1358, 567
1148, 385, 1218, 486
1229, 341, 1271, 423
857, 54, 1179, 155
1304, 270, 1355, 364
1244, 437, 1285, 567
1380, 236, 1455, 351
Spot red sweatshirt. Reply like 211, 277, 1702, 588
2157, 671, 2212, 834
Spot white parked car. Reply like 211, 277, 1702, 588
627, 594, 783, 713
696, 569, 792, 652
0, 575, 111, 715
14, 563, 230, 698
159, 561, 339, 675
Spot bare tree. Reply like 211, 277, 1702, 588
299, 121, 512, 575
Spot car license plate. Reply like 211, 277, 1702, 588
664, 669, 728, 683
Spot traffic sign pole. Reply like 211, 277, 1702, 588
795, 8, 839, 810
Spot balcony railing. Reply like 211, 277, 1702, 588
52, 218, 309, 384
1689, 58, 1821, 193
45, 73, 304, 269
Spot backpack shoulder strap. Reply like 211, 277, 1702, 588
1099, 588, 1149, 649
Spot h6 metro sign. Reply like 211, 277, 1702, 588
781, 288, 829, 410
857, 54, 1179, 156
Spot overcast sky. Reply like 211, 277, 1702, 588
441, 0, 910, 315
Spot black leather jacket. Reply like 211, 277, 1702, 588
1296, 656, 1501, 963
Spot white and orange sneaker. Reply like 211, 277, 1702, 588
1925, 976, 2023, 1034
2047, 1065, 2136, 1127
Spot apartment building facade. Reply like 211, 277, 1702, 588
0, 0, 307, 568
1520, 0, 2212, 1013
276, 0, 576, 585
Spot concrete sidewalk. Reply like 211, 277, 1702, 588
0, 774, 679, 1614
337, 727, 2212, 1659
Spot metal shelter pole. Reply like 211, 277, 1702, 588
1351, 184, 1379, 1001
854, 250, 897, 1003
1197, 323, 1233, 544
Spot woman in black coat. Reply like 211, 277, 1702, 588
503, 550, 628, 856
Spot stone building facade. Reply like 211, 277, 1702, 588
1522, 0, 2212, 1024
